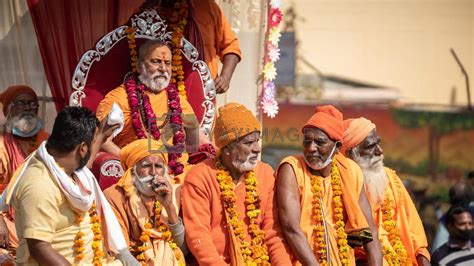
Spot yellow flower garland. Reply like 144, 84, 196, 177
137, 200, 185, 266
73, 202, 104, 265
381, 193, 410, 265
216, 159, 270, 265
126, 27, 138, 72
170, 0, 188, 99
309, 164, 350, 265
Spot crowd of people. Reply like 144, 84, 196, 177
0, 0, 473, 265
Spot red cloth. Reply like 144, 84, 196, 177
302, 105, 344, 141
0, 85, 37, 114
92, 152, 124, 191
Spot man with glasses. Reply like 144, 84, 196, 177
0, 85, 49, 252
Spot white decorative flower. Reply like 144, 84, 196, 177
268, 44, 280, 62
270, 0, 282, 8
261, 98, 279, 118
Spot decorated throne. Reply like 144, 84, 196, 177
70, 8, 216, 190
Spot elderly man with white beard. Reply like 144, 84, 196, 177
0, 85, 49, 251
96, 39, 206, 179
342, 117, 430, 265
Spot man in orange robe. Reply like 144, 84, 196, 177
276, 105, 382, 265
96, 40, 205, 177
182, 103, 291, 265
0, 85, 49, 251
105, 139, 187, 265
342, 117, 430, 265
137, 0, 241, 94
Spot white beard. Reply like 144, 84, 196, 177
233, 153, 258, 173
352, 149, 388, 205
6, 112, 41, 134
138, 65, 170, 92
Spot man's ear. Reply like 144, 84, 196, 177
79, 142, 88, 157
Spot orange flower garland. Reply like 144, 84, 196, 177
170, 0, 188, 99
309, 164, 350, 265
216, 159, 270, 264
381, 193, 410, 265
136, 201, 185, 266
126, 27, 138, 72
73, 202, 104, 265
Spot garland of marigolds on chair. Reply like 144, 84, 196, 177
381, 191, 410, 265
73, 202, 104, 265
310, 164, 350, 265
137, 201, 185, 266
216, 158, 270, 264
170, 0, 188, 99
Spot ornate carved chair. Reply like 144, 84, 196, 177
70, 9, 216, 189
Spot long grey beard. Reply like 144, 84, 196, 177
352, 151, 388, 205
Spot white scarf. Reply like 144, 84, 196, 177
1, 141, 126, 253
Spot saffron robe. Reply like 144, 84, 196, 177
372, 168, 430, 264
104, 174, 183, 265
278, 153, 371, 265
182, 159, 291, 266
96, 85, 199, 159
192, 0, 241, 79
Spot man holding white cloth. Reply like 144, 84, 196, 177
3, 107, 139, 265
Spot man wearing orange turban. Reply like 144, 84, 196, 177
0, 85, 49, 252
276, 105, 383, 265
104, 139, 187, 265
343, 117, 430, 265
182, 102, 291, 265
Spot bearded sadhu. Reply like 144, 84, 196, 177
275, 105, 383, 265
0, 85, 49, 251
342, 117, 430, 265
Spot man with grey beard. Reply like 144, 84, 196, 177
96, 40, 206, 181
0, 85, 49, 252
342, 117, 430, 265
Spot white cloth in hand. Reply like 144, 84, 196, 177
108, 103, 124, 138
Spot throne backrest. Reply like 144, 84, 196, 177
70, 9, 216, 135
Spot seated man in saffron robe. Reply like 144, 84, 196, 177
105, 139, 187, 265
275, 105, 383, 265
342, 117, 430, 265
0, 85, 49, 251
182, 102, 291, 265
96, 40, 207, 178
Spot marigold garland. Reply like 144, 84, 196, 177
309, 164, 350, 265
136, 201, 185, 266
73, 202, 104, 265
216, 158, 270, 265
381, 192, 410, 265
126, 27, 138, 72
169, 0, 188, 99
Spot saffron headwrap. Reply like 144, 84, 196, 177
302, 105, 344, 142
0, 85, 38, 115
119, 139, 168, 170
341, 117, 376, 155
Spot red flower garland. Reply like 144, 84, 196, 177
125, 73, 185, 175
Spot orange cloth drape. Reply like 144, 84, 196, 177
278, 153, 369, 265
372, 168, 430, 263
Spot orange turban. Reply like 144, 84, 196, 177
213, 102, 261, 148
119, 139, 167, 170
0, 85, 38, 115
302, 105, 343, 141
341, 117, 376, 155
